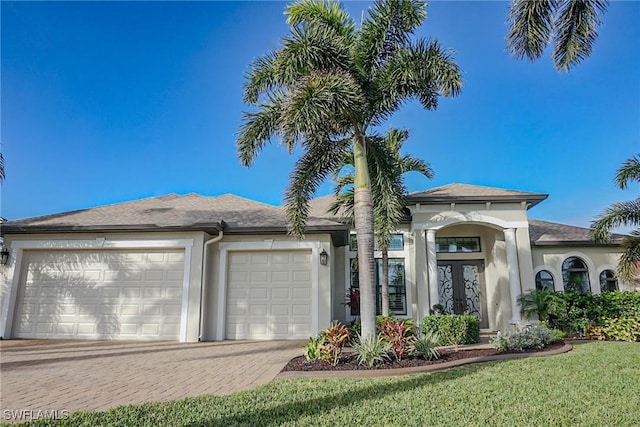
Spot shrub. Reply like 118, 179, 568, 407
322, 322, 350, 366
421, 314, 480, 346
352, 334, 391, 367
552, 291, 640, 337
409, 330, 440, 360
303, 335, 330, 362
586, 316, 640, 342
491, 324, 555, 353
378, 319, 412, 361
376, 315, 415, 336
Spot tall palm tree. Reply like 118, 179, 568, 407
236, 0, 462, 338
591, 154, 640, 286
329, 128, 433, 316
507, 0, 608, 72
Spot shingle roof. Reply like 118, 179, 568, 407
406, 183, 548, 207
529, 219, 625, 245
2, 193, 345, 234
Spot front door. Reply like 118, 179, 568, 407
437, 260, 488, 329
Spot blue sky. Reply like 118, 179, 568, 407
1, 1, 638, 231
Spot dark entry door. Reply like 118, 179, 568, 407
436, 260, 488, 328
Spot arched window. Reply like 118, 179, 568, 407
599, 270, 618, 292
535, 270, 555, 291
562, 257, 590, 294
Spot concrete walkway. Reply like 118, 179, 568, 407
0, 339, 303, 422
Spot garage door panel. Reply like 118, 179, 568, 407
226, 250, 312, 340
14, 249, 185, 340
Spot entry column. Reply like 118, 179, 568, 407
504, 228, 522, 324
426, 229, 439, 311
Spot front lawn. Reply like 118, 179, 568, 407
21, 341, 640, 426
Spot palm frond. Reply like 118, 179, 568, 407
617, 233, 640, 284
552, 0, 608, 72
356, 0, 427, 77
591, 197, 640, 241
284, 136, 352, 237
507, 0, 558, 62
277, 23, 353, 84
0, 152, 5, 182
243, 51, 280, 105
286, 0, 356, 41
615, 154, 640, 190
371, 38, 462, 124
281, 70, 365, 147
236, 92, 285, 167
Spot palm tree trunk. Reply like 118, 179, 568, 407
381, 249, 389, 317
353, 135, 376, 339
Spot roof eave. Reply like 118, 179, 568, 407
405, 194, 548, 209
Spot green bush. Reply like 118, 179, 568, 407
551, 291, 640, 338
421, 314, 480, 346
352, 334, 391, 367
491, 324, 555, 353
586, 316, 640, 342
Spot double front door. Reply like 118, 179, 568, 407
437, 260, 488, 329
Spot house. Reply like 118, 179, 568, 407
0, 184, 625, 342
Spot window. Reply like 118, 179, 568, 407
562, 257, 590, 294
535, 270, 555, 291
436, 237, 481, 253
599, 270, 618, 292
349, 258, 407, 315
349, 233, 404, 251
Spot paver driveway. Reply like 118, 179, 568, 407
0, 339, 303, 421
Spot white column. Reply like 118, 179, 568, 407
504, 228, 522, 324
426, 229, 439, 311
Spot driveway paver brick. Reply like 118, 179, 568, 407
0, 339, 303, 422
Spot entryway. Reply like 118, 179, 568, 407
437, 260, 488, 328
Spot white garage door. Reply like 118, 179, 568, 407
13, 249, 185, 340
226, 250, 312, 340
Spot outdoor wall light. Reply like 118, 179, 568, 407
0, 247, 9, 266
319, 249, 328, 266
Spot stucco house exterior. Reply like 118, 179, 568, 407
0, 184, 625, 342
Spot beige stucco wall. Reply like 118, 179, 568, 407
200, 232, 334, 341
1, 231, 206, 342
531, 246, 624, 292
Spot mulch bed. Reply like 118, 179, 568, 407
281, 342, 566, 372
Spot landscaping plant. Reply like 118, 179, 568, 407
491, 324, 555, 353
303, 335, 330, 362
378, 319, 413, 361
352, 334, 391, 367
322, 322, 350, 366
421, 314, 480, 346
409, 330, 440, 360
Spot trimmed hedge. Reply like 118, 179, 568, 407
421, 314, 480, 346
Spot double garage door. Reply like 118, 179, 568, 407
12, 249, 185, 340
226, 250, 312, 340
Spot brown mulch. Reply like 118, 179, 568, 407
281, 342, 566, 372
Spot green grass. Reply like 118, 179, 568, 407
18, 342, 640, 426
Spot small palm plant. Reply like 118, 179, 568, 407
517, 289, 565, 322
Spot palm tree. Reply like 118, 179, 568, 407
236, 0, 462, 338
507, 0, 608, 72
591, 154, 640, 286
329, 128, 433, 316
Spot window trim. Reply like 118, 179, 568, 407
435, 236, 481, 253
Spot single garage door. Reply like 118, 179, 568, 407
13, 249, 185, 340
226, 250, 312, 340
